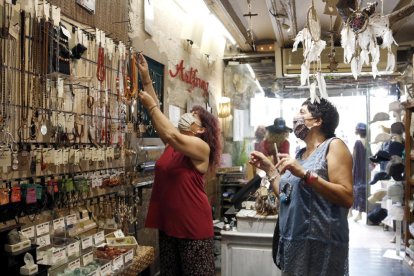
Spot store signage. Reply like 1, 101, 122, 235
169, 60, 209, 93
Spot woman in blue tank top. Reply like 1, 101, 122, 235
249, 98, 353, 276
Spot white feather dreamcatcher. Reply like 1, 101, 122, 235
340, 2, 397, 80
293, 2, 328, 103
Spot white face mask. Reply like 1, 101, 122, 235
178, 113, 201, 132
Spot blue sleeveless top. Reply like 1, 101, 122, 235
277, 137, 349, 275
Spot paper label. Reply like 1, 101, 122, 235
21, 226, 35, 239
57, 78, 64, 98
92, 148, 99, 162
113, 229, 125, 238
67, 241, 80, 257
36, 222, 50, 236
82, 251, 94, 266
36, 234, 51, 248
113, 255, 124, 269
0, 150, 11, 171
81, 236, 93, 250
52, 246, 67, 264
62, 149, 69, 165
67, 258, 81, 271
124, 249, 134, 264
51, 5, 61, 27
100, 262, 112, 276
94, 231, 105, 245
53, 218, 65, 230
55, 150, 63, 166
66, 214, 77, 226
87, 271, 98, 276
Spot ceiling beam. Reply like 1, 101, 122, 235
204, 0, 252, 52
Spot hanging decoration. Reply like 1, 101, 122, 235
292, 0, 328, 103
244, 0, 258, 51
340, 1, 397, 80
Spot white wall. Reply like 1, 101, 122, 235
128, 0, 225, 116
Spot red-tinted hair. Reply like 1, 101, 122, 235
191, 105, 222, 170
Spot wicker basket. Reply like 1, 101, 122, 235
119, 246, 155, 276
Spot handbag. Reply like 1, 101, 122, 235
272, 216, 281, 269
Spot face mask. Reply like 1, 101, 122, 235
293, 116, 312, 140
178, 113, 201, 132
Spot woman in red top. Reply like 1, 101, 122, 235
137, 53, 221, 276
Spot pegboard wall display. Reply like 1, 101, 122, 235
0, 1, 161, 229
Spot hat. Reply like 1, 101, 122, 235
266, 118, 292, 133
380, 125, 390, 134
389, 101, 403, 113
370, 132, 391, 144
369, 112, 390, 124
356, 123, 367, 130
368, 189, 386, 204
388, 141, 404, 157
369, 150, 391, 163
390, 122, 404, 135
386, 162, 405, 181
387, 183, 404, 202
369, 172, 391, 185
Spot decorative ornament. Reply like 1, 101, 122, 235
340, 1, 397, 80
293, 0, 328, 103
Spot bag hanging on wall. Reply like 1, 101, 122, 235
272, 216, 281, 269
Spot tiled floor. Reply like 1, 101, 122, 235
348, 212, 413, 276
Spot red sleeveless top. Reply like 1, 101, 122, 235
145, 146, 214, 239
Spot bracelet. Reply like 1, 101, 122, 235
143, 80, 152, 86
266, 172, 279, 182
148, 105, 157, 116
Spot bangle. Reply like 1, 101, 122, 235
143, 80, 152, 86
303, 170, 318, 185
148, 105, 157, 116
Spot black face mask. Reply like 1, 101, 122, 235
293, 116, 313, 140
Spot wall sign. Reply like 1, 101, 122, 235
76, 0, 96, 14
169, 60, 209, 95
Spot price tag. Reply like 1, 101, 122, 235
51, 5, 61, 27
36, 234, 51, 248
55, 150, 63, 166
66, 115, 75, 131
81, 236, 93, 250
92, 148, 99, 162
67, 258, 80, 271
87, 270, 98, 276
36, 222, 50, 236
113, 229, 125, 238
94, 231, 105, 245
67, 241, 80, 257
112, 255, 124, 269
0, 150, 11, 172
100, 262, 112, 276
74, 150, 80, 164
124, 249, 134, 264
82, 251, 94, 266
57, 78, 64, 98
52, 247, 67, 264
53, 218, 65, 230
66, 214, 77, 226
62, 149, 69, 165
21, 226, 35, 239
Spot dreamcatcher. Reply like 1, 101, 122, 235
341, 1, 397, 80
292, 0, 328, 103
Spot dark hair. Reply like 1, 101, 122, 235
355, 129, 367, 138
302, 98, 339, 138
191, 105, 222, 169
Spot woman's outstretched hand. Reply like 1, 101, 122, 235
249, 151, 274, 174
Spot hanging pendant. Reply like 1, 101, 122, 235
12, 152, 19, 171
40, 121, 48, 135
